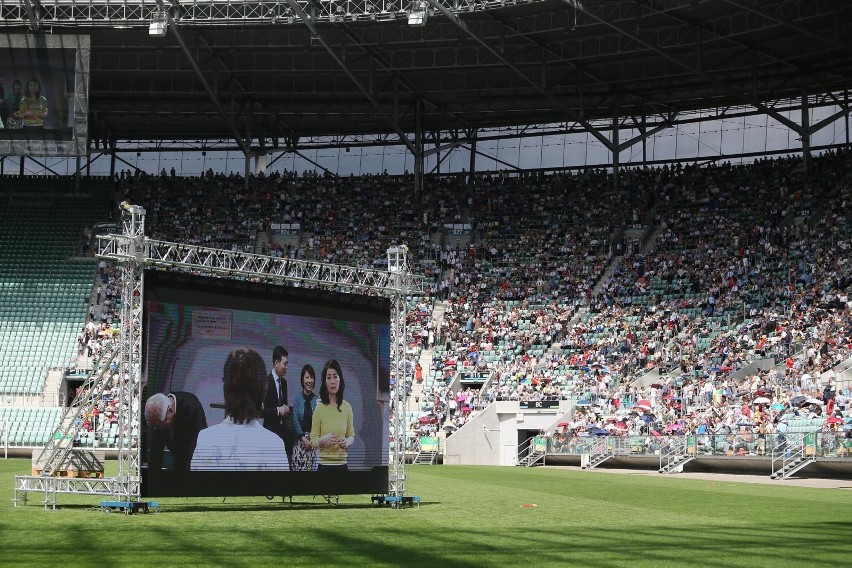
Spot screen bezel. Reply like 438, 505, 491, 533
140, 269, 391, 498
0, 34, 89, 157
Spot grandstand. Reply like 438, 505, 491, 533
1, 0, 852, 492
0, 181, 113, 447
3, 164, 852, 478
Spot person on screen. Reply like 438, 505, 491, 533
291, 364, 319, 471
191, 348, 289, 471
4, 79, 24, 129
261, 345, 296, 466
18, 78, 48, 128
144, 391, 208, 471
0, 74, 7, 126
310, 359, 355, 471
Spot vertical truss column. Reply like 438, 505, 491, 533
114, 203, 146, 502
414, 97, 424, 197
612, 107, 620, 187
387, 245, 410, 499
801, 93, 810, 176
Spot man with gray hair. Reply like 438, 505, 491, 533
144, 391, 207, 472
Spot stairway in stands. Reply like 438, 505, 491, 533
406, 299, 447, 456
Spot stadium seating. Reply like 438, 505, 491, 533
0, 192, 110, 395
0, 406, 63, 446
2, 151, 851, 457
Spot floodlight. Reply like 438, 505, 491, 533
149, 10, 168, 37
408, 1, 427, 27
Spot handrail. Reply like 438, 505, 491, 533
516, 434, 538, 465
34, 345, 120, 475
588, 436, 609, 464
659, 435, 689, 472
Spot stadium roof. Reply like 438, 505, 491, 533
3, 0, 852, 150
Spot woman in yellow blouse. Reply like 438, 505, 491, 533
18, 78, 48, 128
310, 359, 355, 471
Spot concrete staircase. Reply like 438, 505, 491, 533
771, 455, 815, 479
406, 300, 448, 431
412, 449, 438, 465
659, 436, 695, 474
592, 254, 624, 297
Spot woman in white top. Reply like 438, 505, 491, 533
191, 348, 288, 471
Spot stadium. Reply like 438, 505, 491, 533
1, 1, 852, 566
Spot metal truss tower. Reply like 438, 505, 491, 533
114, 203, 146, 503
14, 202, 426, 508
387, 245, 409, 499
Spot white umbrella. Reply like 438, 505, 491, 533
753, 396, 771, 404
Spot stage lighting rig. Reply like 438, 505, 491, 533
149, 9, 168, 37
408, 1, 428, 27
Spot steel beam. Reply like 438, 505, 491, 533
458, 142, 521, 173
425, 0, 614, 151
637, 0, 843, 109
285, 0, 417, 155
567, 0, 806, 136
20, 0, 41, 32
0, 1, 552, 27
335, 23, 473, 132
484, 10, 674, 117
292, 149, 339, 177
721, 0, 852, 55
97, 236, 430, 295
194, 34, 296, 144
155, 0, 252, 156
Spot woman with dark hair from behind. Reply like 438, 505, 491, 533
191, 347, 289, 471
310, 359, 355, 471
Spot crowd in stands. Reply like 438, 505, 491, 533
7, 147, 852, 457
71, 260, 123, 445
415, 151, 852, 445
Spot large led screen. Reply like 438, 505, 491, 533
0, 34, 89, 156
141, 270, 391, 497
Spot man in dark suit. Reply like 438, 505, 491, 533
144, 391, 207, 471
262, 345, 295, 466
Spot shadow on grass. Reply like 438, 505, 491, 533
3, 517, 851, 567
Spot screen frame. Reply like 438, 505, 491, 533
140, 269, 392, 498
0, 34, 89, 157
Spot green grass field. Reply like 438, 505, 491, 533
1, 459, 849, 567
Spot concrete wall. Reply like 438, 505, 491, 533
444, 400, 572, 466
729, 357, 775, 382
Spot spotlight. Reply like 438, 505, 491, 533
408, 1, 427, 27
149, 9, 168, 37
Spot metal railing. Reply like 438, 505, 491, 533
517, 434, 548, 467
550, 432, 852, 461
659, 435, 691, 473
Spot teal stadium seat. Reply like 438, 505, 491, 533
0, 194, 107, 395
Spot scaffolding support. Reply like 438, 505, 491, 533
115, 203, 146, 502
387, 245, 410, 499
14, 203, 424, 508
